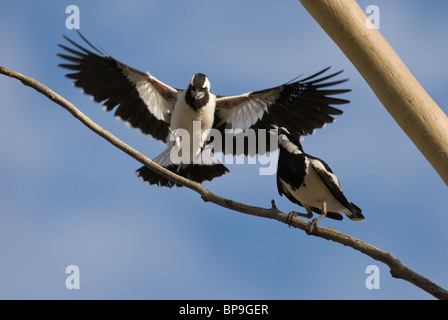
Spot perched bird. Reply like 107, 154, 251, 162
274, 126, 364, 230
58, 32, 351, 187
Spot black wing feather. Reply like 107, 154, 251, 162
309, 157, 354, 213
58, 33, 176, 142
214, 67, 351, 155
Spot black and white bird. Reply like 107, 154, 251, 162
274, 126, 364, 228
58, 32, 351, 187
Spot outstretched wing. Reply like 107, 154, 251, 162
58, 32, 178, 142
213, 68, 350, 155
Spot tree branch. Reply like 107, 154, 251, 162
299, 0, 448, 187
1, 65, 447, 300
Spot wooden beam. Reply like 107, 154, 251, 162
299, 0, 448, 186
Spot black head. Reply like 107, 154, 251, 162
272, 125, 304, 153
185, 73, 210, 110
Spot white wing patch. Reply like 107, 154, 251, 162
123, 70, 174, 123
310, 159, 342, 190
216, 95, 269, 130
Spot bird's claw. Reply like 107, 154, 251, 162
305, 218, 319, 235
286, 212, 297, 228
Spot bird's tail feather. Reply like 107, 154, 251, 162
311, 207, 343, 221
343, 202, 365, 221
135, 147, 229, 187
135, 163, 229, 187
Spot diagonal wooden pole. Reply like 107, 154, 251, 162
299, 0, 448, 186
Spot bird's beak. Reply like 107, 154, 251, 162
192, 90, 205, 100
269, 124, 279, 135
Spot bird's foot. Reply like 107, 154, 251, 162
305, 213, 326, 235
286, 211, 312, 228
305, 219, 318, 235
286, 212, 297, 227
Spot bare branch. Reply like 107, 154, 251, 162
1, 65, 447, 299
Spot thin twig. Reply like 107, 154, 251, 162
1, 65, 447, 300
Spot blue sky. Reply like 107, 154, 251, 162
1, 0, 447, 300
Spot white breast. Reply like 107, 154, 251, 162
280, 158, 344, 213
169, 92, 217, 158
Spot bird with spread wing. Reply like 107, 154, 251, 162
58, 32, 351, 187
